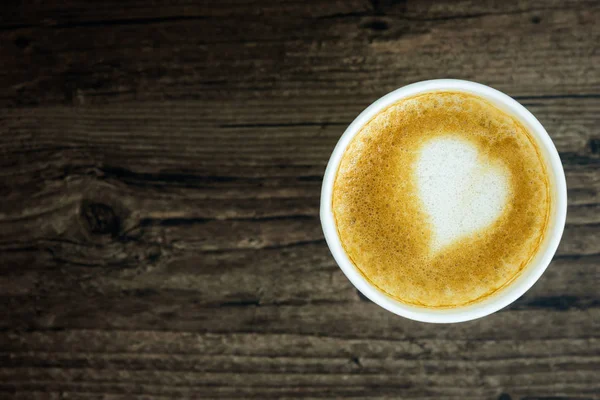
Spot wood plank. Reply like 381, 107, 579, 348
0, 0, 373, 26
2, 285, 599, 337
0, 369, 597, 395
2, 96, 599, 155
1, 330, 597, 365
0, 330, 598, 398
0, 5, 599, 106
3, 0, 596, 29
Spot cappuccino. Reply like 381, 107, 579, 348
332, 91, 550, 308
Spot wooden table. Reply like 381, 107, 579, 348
1, 1, 599, 399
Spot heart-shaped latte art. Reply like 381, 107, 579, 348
415, 137, 510, 253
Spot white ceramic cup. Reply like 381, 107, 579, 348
320, 79, 567, 323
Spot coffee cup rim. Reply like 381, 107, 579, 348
320, 79, 567, 323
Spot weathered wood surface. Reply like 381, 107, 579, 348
0, 0, 599, 398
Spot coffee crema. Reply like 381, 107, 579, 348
332, 91, 550, 308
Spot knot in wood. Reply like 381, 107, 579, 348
81, 201, 120, 236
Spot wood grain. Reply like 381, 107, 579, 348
1, 0, 599, 399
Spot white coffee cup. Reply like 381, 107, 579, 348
320, 79, 567, 323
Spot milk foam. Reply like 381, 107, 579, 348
415, 137, 510, 253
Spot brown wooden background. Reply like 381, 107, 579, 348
1, 0, 599, 399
